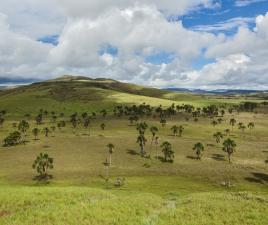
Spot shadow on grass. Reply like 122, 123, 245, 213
33, 174, 53, 184
126, 149, 140, 156
158, 156, 173, 163
245, 172, 268, 184
211, 154, 225, 161
207, 143, 215, 147
186, 155, 197, 160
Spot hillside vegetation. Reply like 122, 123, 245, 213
0, 75, 267, 225
0, 75, 265, 118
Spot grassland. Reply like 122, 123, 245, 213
0, 76, 267, 224
0, 76, 266, 118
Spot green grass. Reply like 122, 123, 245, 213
0, 186, 267, 225
1, 78, 265, 118
0, 77, 268, 224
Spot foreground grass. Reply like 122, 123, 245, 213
0, 186, 267, 225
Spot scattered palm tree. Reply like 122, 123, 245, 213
50, 126, 56, 136
137, 133, 147, 156
222, 139, 237, 163
161, 141, 174, 162
18, 120, 30, 144
178, 125, 184, 137
136, 122, 148, 134
100, 123, 106, 131
43, 127, 50, 137
217, 118, 223, 124
224, 129, 230, 136
154, 136, 159, 159
32, 152, 53, 179
170, 125, 179, 137
211, 120, 218, 127
193, 142, 204, 159
160, 118, 166, 127
106, 143, 115, 166
32, 128, 40, 140
248, 122, 255, 134
229, 118, 236, 131
213, 132, 223, 144
0, 117, 4, 128
238, 122, 246, 133
149, 126, 158, 156
35, 114, 43, 125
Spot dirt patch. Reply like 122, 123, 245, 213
0, 210, 11, 217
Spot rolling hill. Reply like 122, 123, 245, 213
0, 75, 265, 118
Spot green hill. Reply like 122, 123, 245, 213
0, 75, 264, 118
0, 75, 268, 225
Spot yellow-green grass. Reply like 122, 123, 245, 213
0, 111, 267, 224
0, 112, 267, 186
1, 78, 266, 118
0, 186, 267, 225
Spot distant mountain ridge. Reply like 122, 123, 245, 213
165, 88, 268, 95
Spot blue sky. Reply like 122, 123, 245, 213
37, 0, 268, 68
1, 0, 268, 89
183, 0, 268, 29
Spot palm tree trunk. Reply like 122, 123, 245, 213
109, 154, 112, 166
141, 144, 144, 156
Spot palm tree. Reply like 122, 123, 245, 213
136, 122, 148, 134
229, 118, 236, 131
100, 123, 106, 131
150, 126, 158, 142
170, 125, 179, 137
137, 134, 147, 156
104, 158, 110, 181
213, 132, 223, 144
178, 125, 184, 137
193, 142, 204, 159
106, 143, 115, 166
149, 126, 158, 156
160, 118, 166, 127
0, 117, 4, 128
32, 128, 40, 140
50, 126, 56, 136
222, 139, 237, 163
238, 122, 246, 134
35, 114, 43, 125
32, 152, 53, 178
211, 120, 218, 127
161, 141, 174, 162
224, 129, 230, 136
43, 127, 50, 137
248, 122, 255, 134
18, 120, 30, 144
154, 136, 159, 159
217, 118, 223, 124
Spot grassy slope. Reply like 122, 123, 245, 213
0, 187, 267, 225
0, 113, 267, 224
0, 76, 268, 224
0, 76, 265, 118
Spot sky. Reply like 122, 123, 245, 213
0, 0, 268, 89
